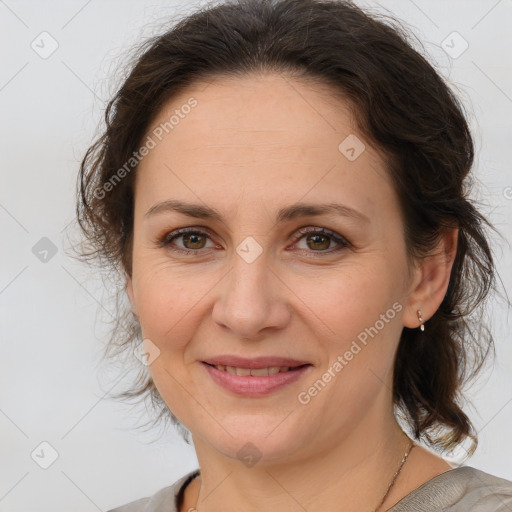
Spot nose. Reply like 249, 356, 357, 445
211, 246, 292, 340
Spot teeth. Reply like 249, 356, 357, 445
250, 368, 270, 376
213, 364, 293, 376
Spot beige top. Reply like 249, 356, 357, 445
107, 466, 512, 512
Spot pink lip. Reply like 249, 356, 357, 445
202, 355, 310, 369
201, 362, 313, 397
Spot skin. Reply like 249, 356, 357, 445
126, 72, 457, 512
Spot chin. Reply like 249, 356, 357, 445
195, 414, 311, 467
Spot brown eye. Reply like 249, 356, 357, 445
181, 232, 207, 250
291, 227, 351, 255
305, 233, 332, 251
159, 228, 216, 254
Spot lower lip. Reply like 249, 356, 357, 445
201, 362, 312, 397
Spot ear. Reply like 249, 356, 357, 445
402, 227, 458, 329
125, 274, 138, 320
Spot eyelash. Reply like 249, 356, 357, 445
156, 226, 351, 257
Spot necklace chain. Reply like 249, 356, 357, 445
187, 440, 415, 512
373, 440, 414, 512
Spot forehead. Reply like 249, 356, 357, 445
147, 72, 358, 151
135, 72, 394, 222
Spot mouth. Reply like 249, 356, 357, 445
200, 359, 313, 397
203, 362, 311, 376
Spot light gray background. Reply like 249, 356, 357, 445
1, 1, 511, 511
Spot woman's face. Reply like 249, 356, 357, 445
127, 73, 422, 464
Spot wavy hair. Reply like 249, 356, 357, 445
76, 0, 504, 452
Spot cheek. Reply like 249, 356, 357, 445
133, 259, 216, 352
295, 261, 403, 401
293, 261, 397, 341
133, 266, 209, 416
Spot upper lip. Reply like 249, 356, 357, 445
202, 355, 311, 369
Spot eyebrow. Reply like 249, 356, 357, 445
144, 199, 369, 223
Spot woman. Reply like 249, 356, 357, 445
76, 0, 512, 510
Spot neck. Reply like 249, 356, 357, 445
189, 402, 413, 512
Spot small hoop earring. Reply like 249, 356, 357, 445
417, 310, 425, 331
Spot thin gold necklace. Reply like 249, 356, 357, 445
187, 440, 415, 512
373, 440, 414, 512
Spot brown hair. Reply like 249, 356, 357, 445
76, 0, 503, 452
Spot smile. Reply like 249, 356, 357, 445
201, 362, 313, 396
205, 363, 300, 376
